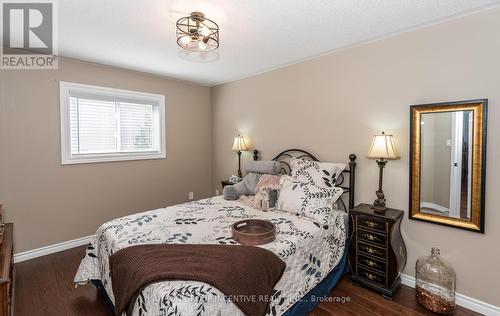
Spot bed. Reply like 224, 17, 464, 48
74, 149, 357, 316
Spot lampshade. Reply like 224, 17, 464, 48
232, 135, 248, 151
367, 132, 400, 159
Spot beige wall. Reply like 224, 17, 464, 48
0, 58, 212, 253
211, 7, 500, 306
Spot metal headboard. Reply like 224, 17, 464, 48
252, 149, 357, 211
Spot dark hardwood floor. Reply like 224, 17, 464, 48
14, 246, 480, 316
310, 280, 479, 316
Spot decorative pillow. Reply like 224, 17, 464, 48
253, 187, 279, 211
290, 158, 346, 189
224, 161, 282, 200
277, 176, 344, 228
239, 174, 281, 210
253, 175, 282, 210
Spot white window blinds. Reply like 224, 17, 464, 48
61, 82, 165, 164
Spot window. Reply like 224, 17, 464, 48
60, 82, 165, 164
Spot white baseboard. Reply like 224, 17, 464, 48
14, 235, 93, 263
401, 273, 500, 315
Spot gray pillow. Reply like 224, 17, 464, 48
245, 161, 281, 175
223, 173, 262, 200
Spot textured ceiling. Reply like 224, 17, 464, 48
59, 0, 500, 86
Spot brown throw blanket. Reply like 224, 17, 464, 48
110, 244, 286, 316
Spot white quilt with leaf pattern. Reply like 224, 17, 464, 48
74, 196, 346, 316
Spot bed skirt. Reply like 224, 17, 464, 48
91, 244, 349, 316
282, 243, 349, 316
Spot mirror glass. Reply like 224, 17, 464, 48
420, 110, 473, 220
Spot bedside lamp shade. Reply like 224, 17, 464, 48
367, 132, 400, 159
232, 135, 248, 152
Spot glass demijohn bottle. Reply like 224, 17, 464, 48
415, 248, 456, 314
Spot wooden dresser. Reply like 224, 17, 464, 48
0, 224, 13, 316
349, 204, 406, 298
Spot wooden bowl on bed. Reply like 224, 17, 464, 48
232, 219, 276, 246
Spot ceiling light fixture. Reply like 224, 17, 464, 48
176, 12, 219, 52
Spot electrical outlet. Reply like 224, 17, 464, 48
188, 192, 194, 200
215, 189, 220, 195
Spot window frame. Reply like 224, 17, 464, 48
60, 81, 166, 165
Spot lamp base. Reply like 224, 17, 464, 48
372, 185, 388, 214
237, 150, 243, 178
371, 204, 388, 214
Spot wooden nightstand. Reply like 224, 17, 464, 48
349, 204, 406, 298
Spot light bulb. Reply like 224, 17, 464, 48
198, 40, 208, 50
199, 26, 210, 37
180, 36, 192, 46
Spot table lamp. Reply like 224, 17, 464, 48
232, 134, 248, 178
366, 131, 400, 213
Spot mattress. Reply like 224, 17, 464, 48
74, 196, 347, 316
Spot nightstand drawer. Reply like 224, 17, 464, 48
358, 229, 386, 247
358, 267, 385, 287
357, 215, 387, 232
358, 254, 386, 272
358, 241, 386, 259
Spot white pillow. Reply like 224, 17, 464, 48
277, 176, 344, 228
290, 158, 346, 189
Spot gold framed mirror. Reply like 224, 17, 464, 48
410, 99, 487, 233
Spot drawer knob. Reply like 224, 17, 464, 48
367, 221, 377, 228
366, 247, 375, 254
366, 234, 376, 241
366, 272, 376, 280
367, 260, 376, 267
